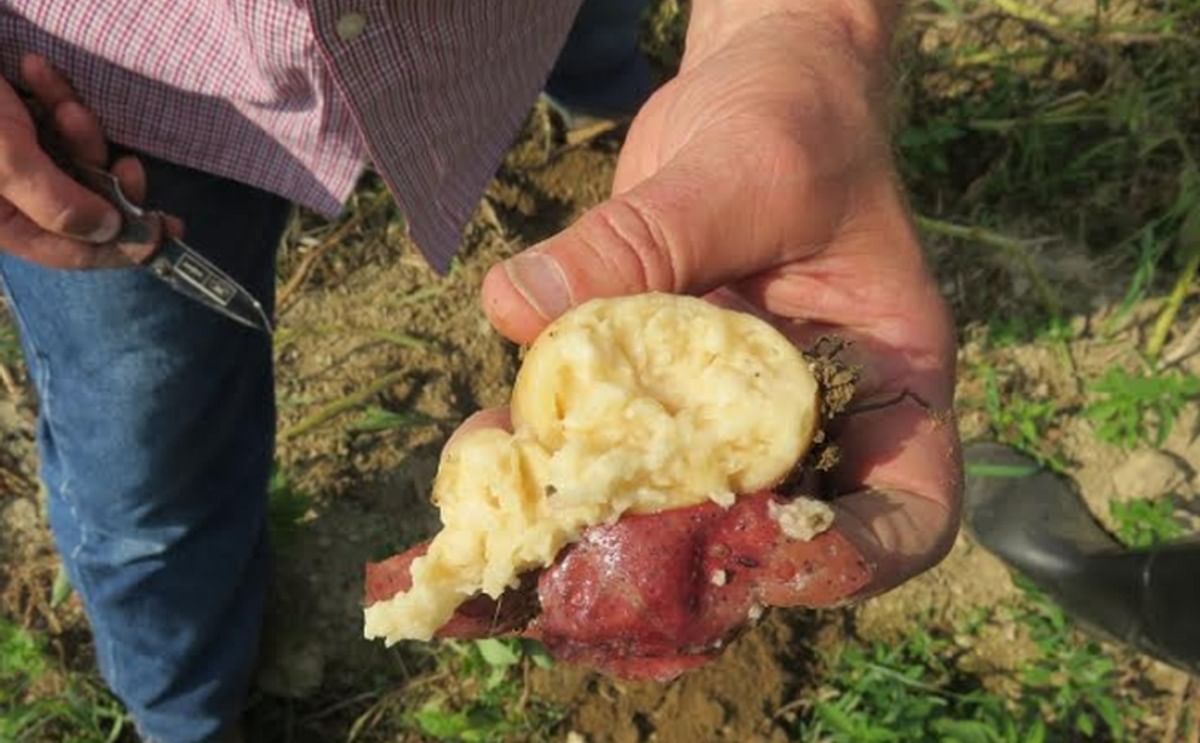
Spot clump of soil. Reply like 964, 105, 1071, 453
783, 336, 861, 482
531, 612, 826, 743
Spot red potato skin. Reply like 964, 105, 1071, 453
363, 491, 872, 682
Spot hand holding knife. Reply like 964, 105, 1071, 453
56, 156, 274, 335
19, 87, 273, 335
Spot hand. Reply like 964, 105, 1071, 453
0, 53, 164, 268
480, 7, 961, 599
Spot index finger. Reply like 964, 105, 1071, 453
829, 408, 962, 599
21, 53, 107, 167
0, 141, 122, 242
0, 76, 120, 242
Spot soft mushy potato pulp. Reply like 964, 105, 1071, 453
363, 293, 824, 643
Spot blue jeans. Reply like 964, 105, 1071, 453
545, 0, 653, 118
0, 154, 289, 743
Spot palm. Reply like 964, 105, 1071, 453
484, 21, 963, 598
607, 54, 961, 592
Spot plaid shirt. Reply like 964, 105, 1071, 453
0, 2, 583, 272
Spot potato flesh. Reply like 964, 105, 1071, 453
363, 293, 820, 643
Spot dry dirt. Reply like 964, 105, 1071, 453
2, 99, 1199, 742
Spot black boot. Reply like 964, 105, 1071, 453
962, 441, 1200, 675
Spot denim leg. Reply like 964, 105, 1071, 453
0, 154, 290, 743
545, 0, 654, 118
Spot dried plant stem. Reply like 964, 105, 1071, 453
0, 362, 19, 400
1147, 240, 1200, 362
915, 215, 1061, 316
1163, 675, 1194, 743
1162, 311, 1200, 367
279, 369, 408, 441
277, 196, 388, 313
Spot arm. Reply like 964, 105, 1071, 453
684, 0, 901, 66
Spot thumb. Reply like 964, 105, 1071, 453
481, 148, 790, 345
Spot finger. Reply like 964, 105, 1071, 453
481, 128, 841, 344
831, 486, 959, 600
21, 54, 79, 109
22, 54, 108, 168
112, 156, 187, 240
112, 210, 161, 265
0, 152, 122, 242
444, 407, 512, 452
164, 215, 185, 239
0, 87, 120, 243
0, 199, 128, 268
110, 155, 187, 248
110, 155, 146, 204
822, 390, 962, 598
53, 101, 107, 167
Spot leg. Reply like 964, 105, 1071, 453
0, 154, 291, 742
545, 0, 654, 120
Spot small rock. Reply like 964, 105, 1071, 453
0, 498, 39, 538
1111, 450, 1190, 501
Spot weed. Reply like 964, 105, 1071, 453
793, 625, 1045, 742
641, 0, 688, 73
1008, 578, 1137, 741
0, 618, 129, 743
387, 639, 562, 742
1101, 229, 1169, 338
793, 585, 1137, 742
0, 315, 20, 367
1109, 495, 1188, 548
1084, 364, 1200, 448
267, 465, 311, 552
980, 365, 1068, 471
985, 311, 1074, 350
349, 405, 436, 433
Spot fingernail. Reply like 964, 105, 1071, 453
87, 209, 122, 243
504, 251, 572, 320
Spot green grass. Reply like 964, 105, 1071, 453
898, 0, 1200, 339
1084, 365, 1200, 449
347, 638, 564, 742
403, 639, 561, 742
978, 364, 1068, 471
0, 313, 22, 368
794, 583, 1138, 742
267, 464, 312, 553
0, 619, 129, 743
1109, 495, 1189, 548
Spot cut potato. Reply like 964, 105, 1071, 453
363, 293, 821, 643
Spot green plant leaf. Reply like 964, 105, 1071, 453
349, 406, 434, 433
475, 638, 520, 668
50, 566, 73, 608
522, 640, 555, 669
414, 706, 469, 739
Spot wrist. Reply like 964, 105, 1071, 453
684, 0, 901, 72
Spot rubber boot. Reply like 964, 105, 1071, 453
962, 441, 1200, 675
